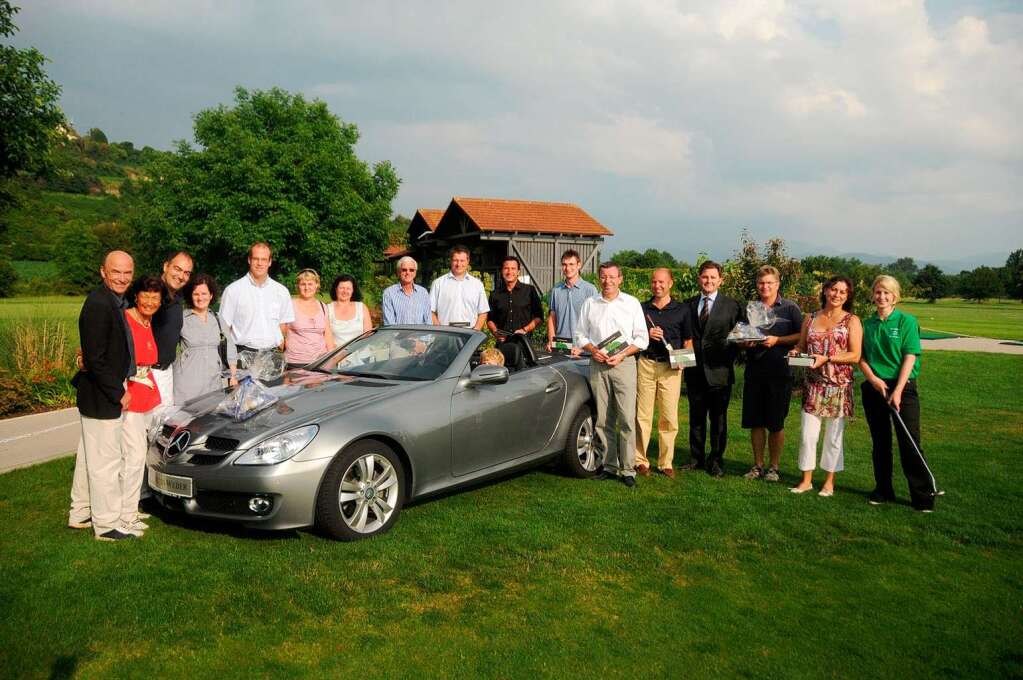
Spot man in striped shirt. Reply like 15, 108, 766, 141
381, 256, 433, 326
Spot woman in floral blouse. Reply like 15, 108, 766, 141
789, 275, 862, 497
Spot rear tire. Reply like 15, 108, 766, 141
315, 440, 405, 541
562, 405, 604, 478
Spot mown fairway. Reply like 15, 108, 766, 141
902, 298, 1023, 341
1, 351, 1020, 678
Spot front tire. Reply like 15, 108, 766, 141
562, 405, 604, 478
316, 440, 405, 541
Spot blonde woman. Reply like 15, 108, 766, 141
285, 269, 334, 368
328, 274, 373, 347
790, 276, 862, 497
859, 275, 938, 512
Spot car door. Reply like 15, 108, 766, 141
449, 365, 566, 476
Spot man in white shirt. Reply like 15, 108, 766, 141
430, 245, 489, 330
575, 262, 649, 487
219, 242, 295, 352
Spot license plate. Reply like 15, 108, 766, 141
149, 469, 194, 498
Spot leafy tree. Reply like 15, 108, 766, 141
912, 264, 948, 303
0, 253, 16, 297
87, 128, 108, 144
611, 248, 679, 269
961, 266, 1003, 302
387, 213, 410, 248
0, 1, 64, 185
128, 87, 400, 287
884, 257, 918, 296
54, 221, 102, 293
724, 231, 803, 304
800, 253, 884, 316
1003, 249, 1023, 301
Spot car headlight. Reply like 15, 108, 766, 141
235, 425, 319, 465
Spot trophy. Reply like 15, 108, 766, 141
727, 301, 777, 343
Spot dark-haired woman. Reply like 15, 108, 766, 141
327, 274, 372, 347
789, 276, 862, 497
173, 274, 237, 404
120, 275, 165, 537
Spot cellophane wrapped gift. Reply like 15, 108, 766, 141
214, 376, 279, 421
727, 301, 778, 342
238, 349, 286, 382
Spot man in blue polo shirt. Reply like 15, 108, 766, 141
741, 265, 803, 482
546, 249, 598, 352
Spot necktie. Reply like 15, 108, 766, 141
700, 297, 710, 327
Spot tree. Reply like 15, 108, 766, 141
0, 1, 64, 184
87, 127, 107, 144
128, 87, 400, 287
912, 264, 948, 303
611, 248, 679, 269
54, 221, 102, 293
1004, 249, 1023, 301
961, 266, 1003, 302
724, 231, 803, 304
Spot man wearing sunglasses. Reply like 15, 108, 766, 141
382, 256, 432, 325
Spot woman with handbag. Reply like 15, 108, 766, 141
173, 274, 238, 404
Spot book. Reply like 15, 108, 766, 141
597, 331, 628, 357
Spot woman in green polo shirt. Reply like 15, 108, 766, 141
859, 275, 939, 512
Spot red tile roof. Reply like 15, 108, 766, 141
415, 208, 445, 231
383, 245, 411, 260
448, 197, 613, 237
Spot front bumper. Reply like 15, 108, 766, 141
148, 448, 333, 531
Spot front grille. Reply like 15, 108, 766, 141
195, 490, 272, 516
186, 454, 225, 466
204, 436, 240, 451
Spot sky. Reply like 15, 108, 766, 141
11, 0, 1023, 268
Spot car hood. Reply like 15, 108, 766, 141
171, 371, 416, 449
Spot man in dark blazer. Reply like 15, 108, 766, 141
683, 260, 744, 477
68, 250, 138, 541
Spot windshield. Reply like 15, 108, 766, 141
306, 328, 468, 381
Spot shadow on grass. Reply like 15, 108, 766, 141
50, 655, 79, 680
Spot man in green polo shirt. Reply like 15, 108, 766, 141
859, 275, 938, 512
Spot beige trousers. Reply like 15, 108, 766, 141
120, 410, 155, 526
69, 415, 124, 536
589, 356, 638, 477
634, 356, 683, 470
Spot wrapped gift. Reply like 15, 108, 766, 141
214, 376, 279, 421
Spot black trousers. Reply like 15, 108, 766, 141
860, 379, 936, 509
687, 376, 732, 466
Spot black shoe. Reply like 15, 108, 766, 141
707, 462, 724, 478
593, 468, 612, 481
621, 476, 636, 488
681, 461, 704, 471
868, 490, 895, 506
95, 529, 137, 542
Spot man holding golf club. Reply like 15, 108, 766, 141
859, 275, 939, 512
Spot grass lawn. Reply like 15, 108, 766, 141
1, 351, 1021, 678
0, 296, 83, 371
902, 298, 1023, 341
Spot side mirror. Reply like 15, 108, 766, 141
469, 364, 509, 386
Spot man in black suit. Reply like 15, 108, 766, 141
683, 260, 744, 477
68, 250, 138, 541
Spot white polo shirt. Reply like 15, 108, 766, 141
574, 291, 650, 352
430, 271, 489, 326
219, 273, 295, 349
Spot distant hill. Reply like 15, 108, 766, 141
0, 127, 166, 262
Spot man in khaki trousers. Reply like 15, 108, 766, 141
635, 269, 693, 478
68, 250, 137, 541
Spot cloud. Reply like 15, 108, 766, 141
13, 0, 1023, 261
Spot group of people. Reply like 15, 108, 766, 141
69, 241, 939, 541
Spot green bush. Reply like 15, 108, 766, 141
0, 370, 34, 417
54, 221, 102, 293
0, 255, 16, 297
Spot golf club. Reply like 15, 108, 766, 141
888, 401, 944, 497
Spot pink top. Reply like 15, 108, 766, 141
285, 301, 328, 365
802, 311, 854, 418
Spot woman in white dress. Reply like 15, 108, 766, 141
327, 274, 373, 347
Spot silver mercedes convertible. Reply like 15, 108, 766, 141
147, 326, 603, 540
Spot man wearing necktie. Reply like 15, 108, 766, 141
683, 261, 744, 477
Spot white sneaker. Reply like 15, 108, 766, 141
120, 521, 147, 536
68, 518, 92, 529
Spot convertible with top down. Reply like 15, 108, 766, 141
148, 326, 604, 540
